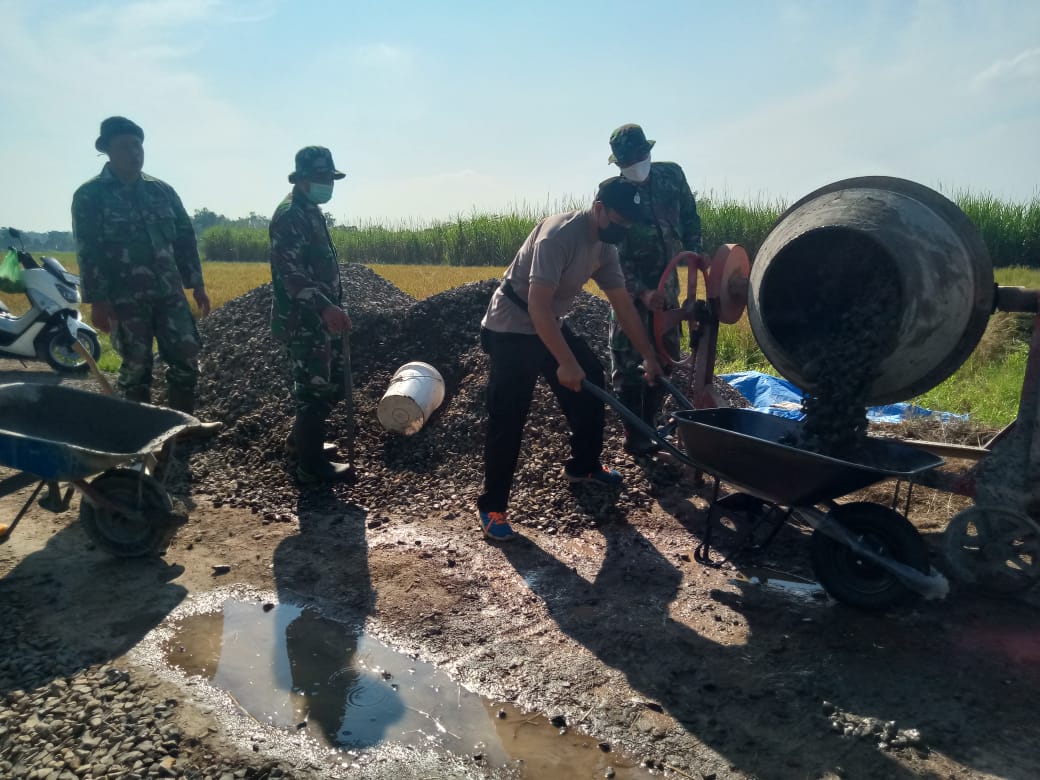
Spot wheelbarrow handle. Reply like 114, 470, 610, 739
580, 379, 692, 463
655, 374, 695, 412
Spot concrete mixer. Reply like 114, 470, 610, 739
638, 176, 1039, 606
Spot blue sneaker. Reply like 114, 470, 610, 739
479, 510, 516, 542
563, 465, 624, 486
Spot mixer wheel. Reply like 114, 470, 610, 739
943, 507, 1040, 594
810, 502, 929, 610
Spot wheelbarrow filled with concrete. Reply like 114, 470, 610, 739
0, 382, 199, 556
587, 377, 946, 610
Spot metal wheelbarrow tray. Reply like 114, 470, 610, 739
0, 383, 199, 557
586, 380, 951, 608
666, 407, 947, 610
671, 408, 943, 506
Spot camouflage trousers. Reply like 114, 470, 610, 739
284, 327, 348, 416
111, 294, 201, 402
609, 301, 679, 393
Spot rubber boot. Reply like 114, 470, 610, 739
293, 407, 355, 484
642, 383, 670, 430
620, 386, 658, 456
167, 385, 224, 439
284, 429, 338, 457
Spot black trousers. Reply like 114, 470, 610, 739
477, 325, 607, 513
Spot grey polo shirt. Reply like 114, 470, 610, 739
481, 210, 626, 335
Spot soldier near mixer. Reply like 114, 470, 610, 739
476, 177, 665, 542
607, 123, 703, 456
72, 116, 213, 416
269, 146, 355, 484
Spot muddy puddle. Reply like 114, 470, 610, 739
161, 595, 654, 779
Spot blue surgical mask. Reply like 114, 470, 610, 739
306, 182, 334, 204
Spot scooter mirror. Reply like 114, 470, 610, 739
6, 228, 21, 240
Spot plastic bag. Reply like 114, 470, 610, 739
0, 249, 25, 294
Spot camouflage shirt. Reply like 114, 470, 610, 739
617, 161, 702, 300
71, 164, 204, 304
268, 190, 344, 341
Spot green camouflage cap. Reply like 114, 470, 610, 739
608, 123, 655, 166
289, 146, 346, 183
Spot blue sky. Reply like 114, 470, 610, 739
1, 0, 1038, 232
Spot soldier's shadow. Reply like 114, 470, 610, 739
270, 490, 393, 748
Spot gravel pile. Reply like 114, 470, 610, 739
176, 264, 737, 530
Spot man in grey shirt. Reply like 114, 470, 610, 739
477, 177, 664, 542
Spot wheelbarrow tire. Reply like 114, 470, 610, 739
79, 468, 177, 558
810, 502, 929, 611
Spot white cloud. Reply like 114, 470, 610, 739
971, 47, 1040, 90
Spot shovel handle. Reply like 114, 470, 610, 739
72, 340, 115, 396
579, 379, 691, 463
341, 332, 356, 467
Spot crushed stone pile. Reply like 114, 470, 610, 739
177, 264, 741, 532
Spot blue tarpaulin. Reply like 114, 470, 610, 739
719, 371, 968, 423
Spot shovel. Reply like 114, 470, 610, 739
71, 338, 115, 396
341, 331, 358, 479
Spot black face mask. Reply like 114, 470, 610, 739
598, 222, 628, 245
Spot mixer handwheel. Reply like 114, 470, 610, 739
943, 507, 1040, 594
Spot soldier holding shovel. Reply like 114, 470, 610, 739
269, 146, 355, 484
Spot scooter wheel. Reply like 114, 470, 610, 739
79, 468, 179, 557
42, 328, 101, 373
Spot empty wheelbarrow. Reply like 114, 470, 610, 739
0, 382, 200, 557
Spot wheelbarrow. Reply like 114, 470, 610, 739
0, 382, 200, 557
584, 378, 947, 610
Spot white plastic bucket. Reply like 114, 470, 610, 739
377, 362, 445, 435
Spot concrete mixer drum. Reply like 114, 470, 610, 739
748, 176, 995, 406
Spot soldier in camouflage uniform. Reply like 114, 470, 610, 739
72, 116, 217, 425
606, 124, 702, 455
269, 146, 354, 484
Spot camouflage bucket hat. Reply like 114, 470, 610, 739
289, 146, 346, 183
608, 124, 655, 166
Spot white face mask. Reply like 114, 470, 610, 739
620, 157, 651, 183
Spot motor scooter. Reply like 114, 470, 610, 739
0, 227, 101, 373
